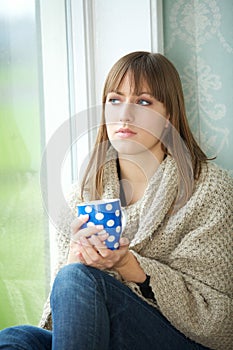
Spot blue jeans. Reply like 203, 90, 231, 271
0, 263, 210, 350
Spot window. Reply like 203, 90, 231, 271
40, 0, 163, 274
0, 0, 48, 327
0, 0, 163, 327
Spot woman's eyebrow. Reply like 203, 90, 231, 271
108, 90, 124, 95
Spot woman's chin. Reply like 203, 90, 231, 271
109, 139, 148, 156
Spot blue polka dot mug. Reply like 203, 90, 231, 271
77, 198, 125, 250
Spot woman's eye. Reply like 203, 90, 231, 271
137, 99, 151, 106
108, 98, 120, 104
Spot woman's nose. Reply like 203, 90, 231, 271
119, 103, 134, 123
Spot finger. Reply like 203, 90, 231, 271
80, 225, 105, 237
97, 230, 109, 242
97, 245, 112, 258
88, 235, 114, 258
87, 230, 108, 245
88, 232, 108, 248
80, 236, 92, 247
119, 237, 129, 247
71, 214, 89, 233
71, 225, 104, 242
79, 238, 104, 266
71, 230, 108, 247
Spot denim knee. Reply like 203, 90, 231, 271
0, 325, 52, 350
54, 263, 97, 286
51, 264, 97, 300
0, 327, 14, 349
55, 263, 107, 285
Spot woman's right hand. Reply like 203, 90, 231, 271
67, 214, 109, 264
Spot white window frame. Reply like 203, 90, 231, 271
38, 0, 163, 275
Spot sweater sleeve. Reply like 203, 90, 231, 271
129, 209, 233, 350
126, 166, 233, 350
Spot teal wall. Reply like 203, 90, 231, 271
163, 0, 233, 174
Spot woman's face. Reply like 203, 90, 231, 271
105, 73, 168, 157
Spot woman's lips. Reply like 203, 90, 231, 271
115, 128, 137, 138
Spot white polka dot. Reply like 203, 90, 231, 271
95, 212, 104, 220
85, 206, 92, 213
87, 222, 95, 227
114, 242, 119, 249
115, 209, 120, 217
107, 219, 114, 227
106, 204, 113, 211
116, 226, 121, 233
107, 235, 115, 242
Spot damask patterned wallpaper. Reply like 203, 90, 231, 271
163, 0, 233, 173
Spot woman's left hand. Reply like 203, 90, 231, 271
73, 233, 131, 270
70, 216, 147, 282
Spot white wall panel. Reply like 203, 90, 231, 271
93, 0, 153, 104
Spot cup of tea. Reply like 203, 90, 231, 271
77, 198, 125, 250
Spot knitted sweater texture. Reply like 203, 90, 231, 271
40, 152, 233, 350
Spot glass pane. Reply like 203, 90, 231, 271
0, 0, 48, 327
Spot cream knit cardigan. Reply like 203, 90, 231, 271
40, 151, 233, 350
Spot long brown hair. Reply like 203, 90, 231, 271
81, 51, 208, 203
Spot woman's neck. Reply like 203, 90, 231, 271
118, 149, 165, 205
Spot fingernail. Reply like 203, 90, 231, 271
96, 225, 104, 229
97, 229, 107, 236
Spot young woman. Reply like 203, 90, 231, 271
0, 52, 232, 350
